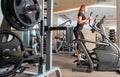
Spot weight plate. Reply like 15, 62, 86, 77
0, 30, 25, 77
1, 0, 40, 31
13, 0, 40, 27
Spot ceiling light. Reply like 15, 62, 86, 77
88, 5, 116, 8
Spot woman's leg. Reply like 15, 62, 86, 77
77, 35, 83, 61
73, 29, 84, 63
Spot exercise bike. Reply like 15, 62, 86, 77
73, 14, 120, 74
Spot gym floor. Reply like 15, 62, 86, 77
16, 53, 120, 77
50, 53, 120, 77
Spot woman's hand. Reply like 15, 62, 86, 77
85, 16, 92, 24
87, 16, 92, 21
78, 16, 92, 24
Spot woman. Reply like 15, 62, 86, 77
73, 4, 92, 64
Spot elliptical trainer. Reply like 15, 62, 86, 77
73, 13, 120, 74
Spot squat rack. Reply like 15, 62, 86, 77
25, 0, 62, 77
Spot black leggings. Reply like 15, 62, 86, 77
73, 29, 84, 51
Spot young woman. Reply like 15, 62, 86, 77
73, 4, 92, 64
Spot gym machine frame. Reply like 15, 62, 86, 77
38, 0, 62, 77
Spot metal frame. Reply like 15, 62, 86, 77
26, 0, 62, 76
34, 0, 62, 76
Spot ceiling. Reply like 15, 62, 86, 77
40, 0, 116, 12
39, 0, 116, 26
53, 0, 96, 12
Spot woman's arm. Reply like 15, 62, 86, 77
78, 16, 91, 24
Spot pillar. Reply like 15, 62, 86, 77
117, 0, 120, 47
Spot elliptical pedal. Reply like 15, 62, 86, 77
72, 65, 92, 73
72, 59, 92, 73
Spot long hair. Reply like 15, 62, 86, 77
78, 4, 86, 14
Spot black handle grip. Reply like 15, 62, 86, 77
94, 15, 99, 22
90, 12, 93, 16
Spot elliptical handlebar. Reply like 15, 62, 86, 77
89, 12, 93, 24
88, 13, 106, 34
89, 14, 98, 28
88, 12, 98, 33
96, 16, 106, 29
90, 15, 99, 33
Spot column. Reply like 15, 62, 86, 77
117, 0, 120, 47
